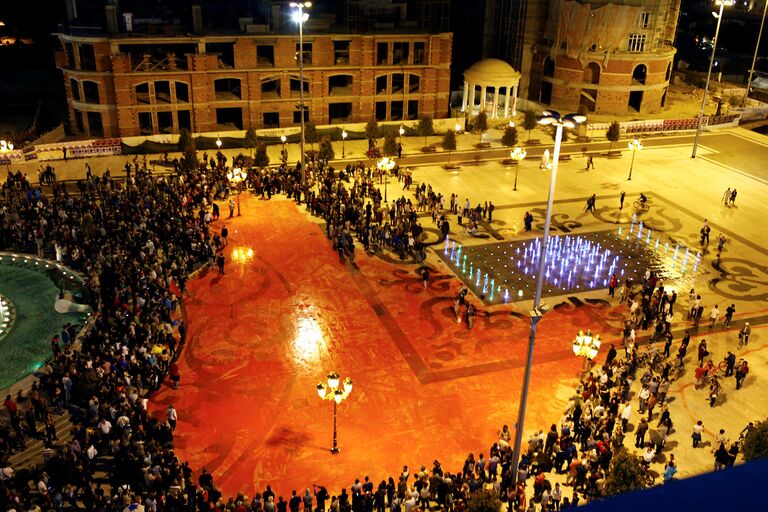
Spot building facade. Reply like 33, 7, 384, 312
55, 1, 453, 138
527, 0, 680, 115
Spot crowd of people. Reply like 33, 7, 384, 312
0, 149, 755, 512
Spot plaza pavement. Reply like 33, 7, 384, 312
6, 125, 768, 497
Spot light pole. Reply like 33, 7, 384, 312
280, 134, 287, 163
509, 146, 527, 191
317, 371, 353, 454
377, 156, 395, 203
627, 138, 642, 180
0, 140, 14, 174
510, 110, 586, 484
342, 128, 347, 158
226, 167, 245, 216
290, 1, 311, 182
692, 0, 734, 158
572, 329, 602, 375
744, 0, 768, 107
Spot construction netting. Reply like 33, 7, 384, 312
545, 0, 643, 65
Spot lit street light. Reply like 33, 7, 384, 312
317, 371, 353, 454
572, 329, 602, 375
377, 156, 396, 203
510, 109, 586, 484
0, 140, 13, 173
216, 137, 222, 151
509, 146, 527, 191
290, 1, 312, 182
627, 138, 643, 181
226, 167, 246, 216
398, 125, 404, 145
692, 0, 734, 158
342, 128, 348, 158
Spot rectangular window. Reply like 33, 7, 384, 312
158, 111, 174, 134
407, 100, 419, 120
639, 12, 651, 29
393, 42, 409, 65
155, 81, 171, 103
390, 101, 403, 121
627, 34, 646, 52
263, 112, 280, 128
329, 103, 352, 123
391, 73, 405, 94
413, 42, 425, 65
178, 110, 192, 131
256, 45, 274, 66
69, 79, 80, 101
296, 42, 312, 65
175, 82, 189, 102
290, 78, 309, 96
136, 82, 150, 104
333, 41, 350, 65
64, 42, 75, 68
139, 112, 153, 135
377, 42, 388, 65
375, 101, 387, 121
376, 76, 388, 94
87, 112, 104, 137
261, 78, 281, 98
79, 44, 96, 71
293, 107, 309, 124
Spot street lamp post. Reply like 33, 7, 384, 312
377, 156, 396, 203
692, 0, 734, 158
226, 167, 245, 216
317, 371, 353, 454
744, 0, 768, 107
342, 128, 348, 158
572, 329, 602, 375
509, 147, 527, 191
290, 1, 311, 182
0, 140, 14, 174
627, 139, 643, 181
510, 110, 586, 485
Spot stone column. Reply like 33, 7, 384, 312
492, 87, 500, 118
462, 81, 469, 112
480, 85, 487, 112
512, 84, 519, 116
504, 86, 511, 118
469, 84, 476, 114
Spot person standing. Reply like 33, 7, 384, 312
724, 352, 736, 377
663, 461, 678, 483
420, 267, 430, 290
723, 304, 735, 328
635, 417, 649, 448
700, 219, 710, 245
608, 273, 618, 298
465, 303, 475, 330
722, 187, 731, 205
488, 201, 495, 222
730, 189, 737, 206
216, 252, 226, 276
524, 211, 534, 231
708, 305, 720, 330
167, 404, 177, 430
692, 420, 704, 447
619, 191, 626, 210
735, 360, 749, 389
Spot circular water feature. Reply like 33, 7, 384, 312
0, 253, 91, 390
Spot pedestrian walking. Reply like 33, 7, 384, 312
585, 155, 594, 171
735, 360, 749, 389
723, 304, 735, 328
708, 305, 720, 330
420, 267, 430, 290
722, 187, 731, 205
717, 234, 726, 256
524, 211, 533, 231
730, 189, 737, 206
700, 219, 710, 245
692, 420, 704, 447
619, 191, 626, 209
608, 273, 618, 297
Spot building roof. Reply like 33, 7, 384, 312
463, 58, 521, 85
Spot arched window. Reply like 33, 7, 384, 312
328, 74, 353, 96
632, 64, 647, 85
583, 63, 600, 85
175, 82, 189, 102
69, 78, 80, 101
214, 78, 242, 100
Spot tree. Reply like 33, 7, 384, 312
743, 419, 768, 461
244, 127, 258, 158
501, 125, 518, 148
365, 120, 380, 142
417, 115, 434, 149
474, 111, 488, 135
318, 136, 335, 163
606, 121, 621, 154
177, 128, 197, 170
305, 123, 319, 151
522, 110, 538, 142
466, 489, 500, 512
254, 143, 269, 168
383, 132, 398, 157
442, 129, 457, 165
602, 448, 648, 497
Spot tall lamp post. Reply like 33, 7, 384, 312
377, 156, 396, 203
342, 128, 348, 158
290, 1, 311, 182
692, 0, 734, 158
572, 329, 602, 375
226, 167, 245, 216
0, 140, 14, 174
509, 146, 527, 191
316, 372, 353, 454
510, 110, 586, 484
744, 0, 768, 107
627, 138, 642, 180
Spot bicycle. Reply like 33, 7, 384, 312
738, 331, 747, 350
633, 199, 649, 212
